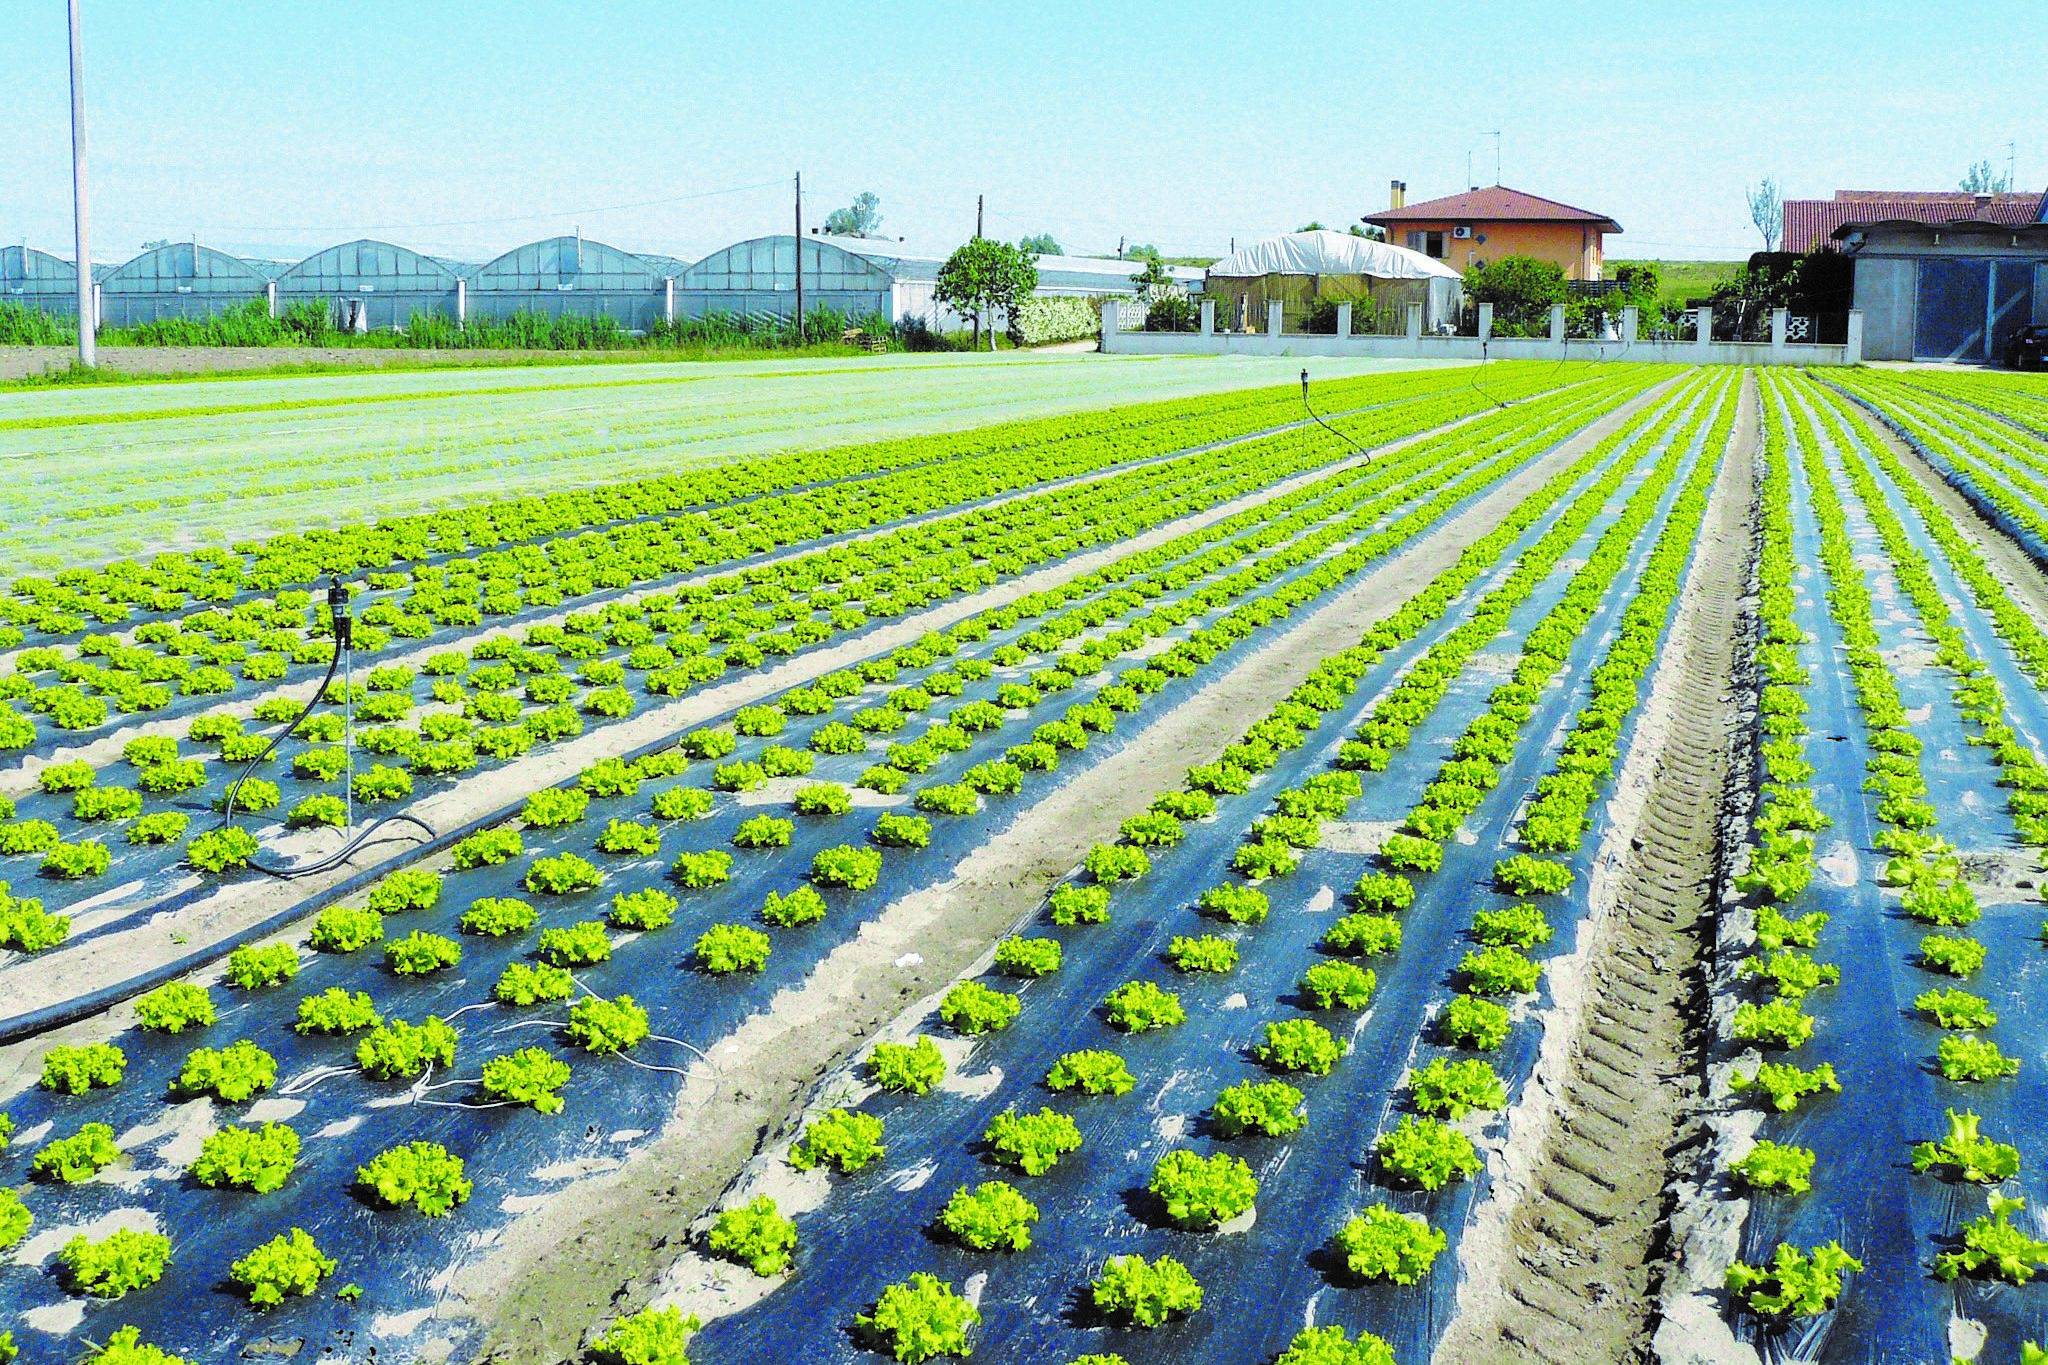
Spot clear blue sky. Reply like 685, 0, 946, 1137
6, 0, 2036, 267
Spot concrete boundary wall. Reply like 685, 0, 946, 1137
1105, 301, 1862, 366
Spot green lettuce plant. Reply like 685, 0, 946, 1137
230, 1227, 336, 1308
1334, 1206, 1446, 1286
192, 1121, 300, 1192
1148, 1149, 1256, 1228
356, 1140, 472, 1215
1376, 1116, 1481, 1190
1725, 1241, 1861, 1316
33, 1123, 121, 1182
134, 982, 216, 1033
568, 995, 650, 1054
938, 1181, 1039, 1252
854, 1272, 979, 1362
791, 1108, 886, 1174
1089, 1253, 1202, 1328
60, 1227, 171, 1297
868, 1038, 947, 1095
708, 1195, 798, 1275
1046, 1049, 1135, 1097
982, 1107, 1081, 1175
480, 1048, 572, 1113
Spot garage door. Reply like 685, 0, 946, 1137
1915, 259, 1990, 361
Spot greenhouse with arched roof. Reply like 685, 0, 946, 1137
466, 234, 671, 329
95, 242, 276, 326
274, 239, 470, 332
1, 245, 83, 316
676, 236, 895, 323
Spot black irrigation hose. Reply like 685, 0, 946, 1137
1300, 370, 1374, 462
219, 577, 435, 879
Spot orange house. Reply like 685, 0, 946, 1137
1362, 184, 1621, 281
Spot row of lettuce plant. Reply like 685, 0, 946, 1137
0, 381, 1651, 931
8, 367, 1540, 633
0, 376, 1667, 1360
607, 378, 1713, 1362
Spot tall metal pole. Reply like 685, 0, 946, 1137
975, 194, 983, 239
67, 0, 95, 366
793, 171, 803, 345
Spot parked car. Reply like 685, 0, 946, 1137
2004, 324, 2048, 371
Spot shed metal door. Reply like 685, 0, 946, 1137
1915, 259, 1990, 360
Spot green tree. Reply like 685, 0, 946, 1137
1464, 255, 1568, 334
1960, 159, 2013, 194
935, 237, 1039, 350
825, 192, 883, 237
1296, 221, 1328, 232
1018, 233, 1062, 256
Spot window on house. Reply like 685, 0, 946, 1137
1403, 230, 1446, 259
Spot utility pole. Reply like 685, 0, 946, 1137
67, 0, 95, 366
976, 194, 983, 239
793, 171, 803, 345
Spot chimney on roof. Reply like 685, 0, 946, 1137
1974, 192, 1993, 211
1389, 180, 1406, 210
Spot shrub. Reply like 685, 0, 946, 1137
854, 1272, 980, 1362
386, 930, 461, 975
791, 1107, 886, 1173
812, 844, 883, 890
309, 906, 383, 953
939, 1181, 1039, 1252
527, 852, 604, 895
294, 987, 379, 1035
567, 994, 650, 1054
1725, 1241, 1861, 1316
1148, 1148, 1256, 1228
230, 1227, 336, 1308
33, 1123, 121, 1182
589, 1306, 701, 1365
134, 982, 216, 1033
1376, 1115, 1481, 1189
708, 1195, 799, 1276
192, 1121, 300, 1192
1049, 883, 1111, 925
366, 869, 441, 914
1103, 980, 1185, 1032
356, 1140, 473, 1215
494, 961, 575, 1005
480, 1047, 572, 1113
868, 1037, 947, 1095
1408, 1058, 1507, 1118
41, 1041, 126, 1093
1090, 1253, 1202, 1328
355, 1017, 458, 1080
983, 1106, 1082, 1175
696, 923, 772, 973
226, 942, 300, 987
1211, 1079, 1305, 1138
1256, 1018, 1342, 1075
1046, 1049, 1135, 1097
60, 1227, 171, 1297
1300, 960, 1376, 1009
451, 827, 525, 869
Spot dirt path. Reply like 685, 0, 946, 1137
1436, 375, 1757, 1365
455, 381, 1683, 1364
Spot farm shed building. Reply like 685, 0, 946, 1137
274, 239, 471, 333
1835, 197, 2048, 361
1202, 230, 1462, 334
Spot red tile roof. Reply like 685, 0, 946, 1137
1362, 186, 1620, 233
1783, 190, 2046, 253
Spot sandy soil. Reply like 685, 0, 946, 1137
447, 379, 1681, 1363
1440, 375, 1757, 1365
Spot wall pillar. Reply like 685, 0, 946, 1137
1199, 298, 1214, 336
1406, 303, 1424, 342
1769, 307, 1789, 360
1695, 306, 1714, 357
1548, 303, 1566, 344
1335, 303, 1352, 338
1266, 301, 1284, 337
456, 278, 467, 327
664, 277, 675, 326
1845, 310, 1864, 365
1621, 306, 1639, 345
1100, 298, 1120, 339
1477, 302, 1494, 343
266, 280, 277, 319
